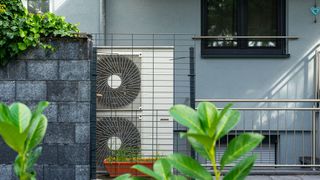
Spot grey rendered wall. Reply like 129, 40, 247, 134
51, 0, 100, 34
0, 37, 92, 180
56, 0, 318, 99
102, 0, 318, 100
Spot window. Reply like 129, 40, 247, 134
23, 0, 49, 13
201, 0, 287, 57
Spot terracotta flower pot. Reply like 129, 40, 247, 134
103, 159, 154, 177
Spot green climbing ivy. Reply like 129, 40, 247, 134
0, 0, 79, 66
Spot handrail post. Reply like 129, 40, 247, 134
189, 47, 196, 159
312, 50, 319, 169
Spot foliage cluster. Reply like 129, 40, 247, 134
0, 101, 49, 180
0, 0, 79, 66
116, 102, 264, 180
106, 148, 161, 162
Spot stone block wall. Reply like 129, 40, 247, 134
0, 36, 93, 180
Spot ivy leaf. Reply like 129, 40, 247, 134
18, 42, 27, 51
19, 29, 26, 37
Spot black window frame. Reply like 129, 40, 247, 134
201, 0, 288, 58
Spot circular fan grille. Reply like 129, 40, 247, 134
97, 55, 141, 108
96, 117, 141, 167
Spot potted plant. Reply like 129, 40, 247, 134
104, 148, 159, 177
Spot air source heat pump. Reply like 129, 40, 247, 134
96, 46, 174, 166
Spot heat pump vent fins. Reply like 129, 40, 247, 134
97, 55, 141, 108
96, 117, 141, 166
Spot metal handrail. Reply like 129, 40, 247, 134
192, 35, 299, 40
196, 99, 320, 102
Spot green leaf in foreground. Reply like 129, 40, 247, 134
9, 103, 32, 133
114, 173, 145, 180
132, 164, 162, 180
197, 102, 218, 136
169, 105, 203, 133
215, 109, 240, 140
166, 153, 211, 180
25, 114, 48, 152
153, 159, 172, 179
223, 155, 257, 180
221, 133, 264, 169
181, 133, 213, 159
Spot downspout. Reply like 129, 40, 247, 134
100, 0, 107, 45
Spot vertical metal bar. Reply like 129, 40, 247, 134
156, 110, 159, 157
312, 50, 319, 167
189, 47, 196, 158
152, 34, 155, 158
90, 47, 97, 179
312, 110, 316, 167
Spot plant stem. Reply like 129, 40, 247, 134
210, 144, 220, 180
19, 153, 29, 180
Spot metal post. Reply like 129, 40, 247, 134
90, 47, 97, 179
312, 50, 320, 168
189, 47, 196, 158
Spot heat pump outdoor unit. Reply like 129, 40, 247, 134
96, 46, 174, 166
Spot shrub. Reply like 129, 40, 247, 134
0, 101, 49, 180
0, 0, 79, 66
116, 102, 264, 180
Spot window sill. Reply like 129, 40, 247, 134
201, 54, 290, 59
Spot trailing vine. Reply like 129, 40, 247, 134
0, 0, 79, 66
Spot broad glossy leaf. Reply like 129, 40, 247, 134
0, 103, 11, 124
170, 105, 203, 133
166, 153, 211, 180
26, 101, 49, 151
153, 159, 171, 179
182, 133, 213, 151
25, 115, 48, 151
223, 155, 257, 180
215, 109, 240, 140
26, 147, 42, 172
197, 102, 218, 136
187, 135, 210, 160
0, 122, 27, 152
14, 155, 22, 177
181, 130, 211, 159
132, 165, 162, 180
221, 133, 264, 169
9, 103, 32, 133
